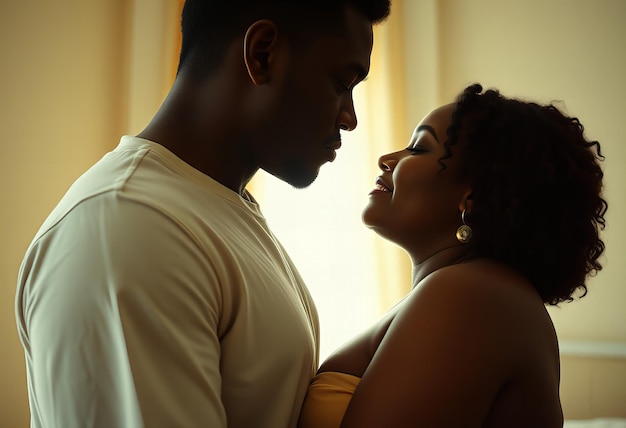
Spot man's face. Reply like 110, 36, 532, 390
253, 6, 374, 188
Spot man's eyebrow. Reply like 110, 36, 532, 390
416, 124, 439, 143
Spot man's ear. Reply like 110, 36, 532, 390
459, 188, 474, 214
243, 20, 279, 85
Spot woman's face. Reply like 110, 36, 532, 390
362, 103, 471, 257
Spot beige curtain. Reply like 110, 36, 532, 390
124, 0, 182, 135
361, 0, 447, 310
359, 0, 414, 310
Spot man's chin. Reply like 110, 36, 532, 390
269, 165, 319, 189
286, 171, 318, 189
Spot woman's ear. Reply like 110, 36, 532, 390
243, 20, 279, 85
459, 189, 474, 214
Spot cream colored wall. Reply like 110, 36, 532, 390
1, 2, 127, 425
401, 0, 626, 418
0, 1, 177, 426
561, 355, 626, 418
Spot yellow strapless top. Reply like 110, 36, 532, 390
298, 371, 361, 428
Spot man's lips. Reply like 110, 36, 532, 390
323, 139, 341, 162
325, 140, 342, 151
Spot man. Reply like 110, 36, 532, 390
15, 1, 390, 427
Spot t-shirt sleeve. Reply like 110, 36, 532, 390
17, 193, 227, 427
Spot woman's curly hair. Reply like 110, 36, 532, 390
444, 83, 607, 305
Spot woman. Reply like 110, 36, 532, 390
298, 84, 607, 427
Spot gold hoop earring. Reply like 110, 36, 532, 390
456, 209, 473, 244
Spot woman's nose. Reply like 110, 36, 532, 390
378, 153, 398, 171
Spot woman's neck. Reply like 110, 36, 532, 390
410, 244, 470, 288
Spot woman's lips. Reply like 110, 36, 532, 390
370, 177, 393, 194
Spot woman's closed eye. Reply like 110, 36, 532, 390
406, 145, 428, 154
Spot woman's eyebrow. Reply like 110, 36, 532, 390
415, 125, 439, 143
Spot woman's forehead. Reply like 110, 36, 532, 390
414, 103, 456, 136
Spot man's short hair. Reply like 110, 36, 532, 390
177, 0, 391, 77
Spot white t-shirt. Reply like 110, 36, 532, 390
16, 136, 320, 428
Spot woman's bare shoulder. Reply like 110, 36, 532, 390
397, 258, 556, 360
413, 259, 544, 309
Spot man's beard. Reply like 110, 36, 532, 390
269, 160, 319, 189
